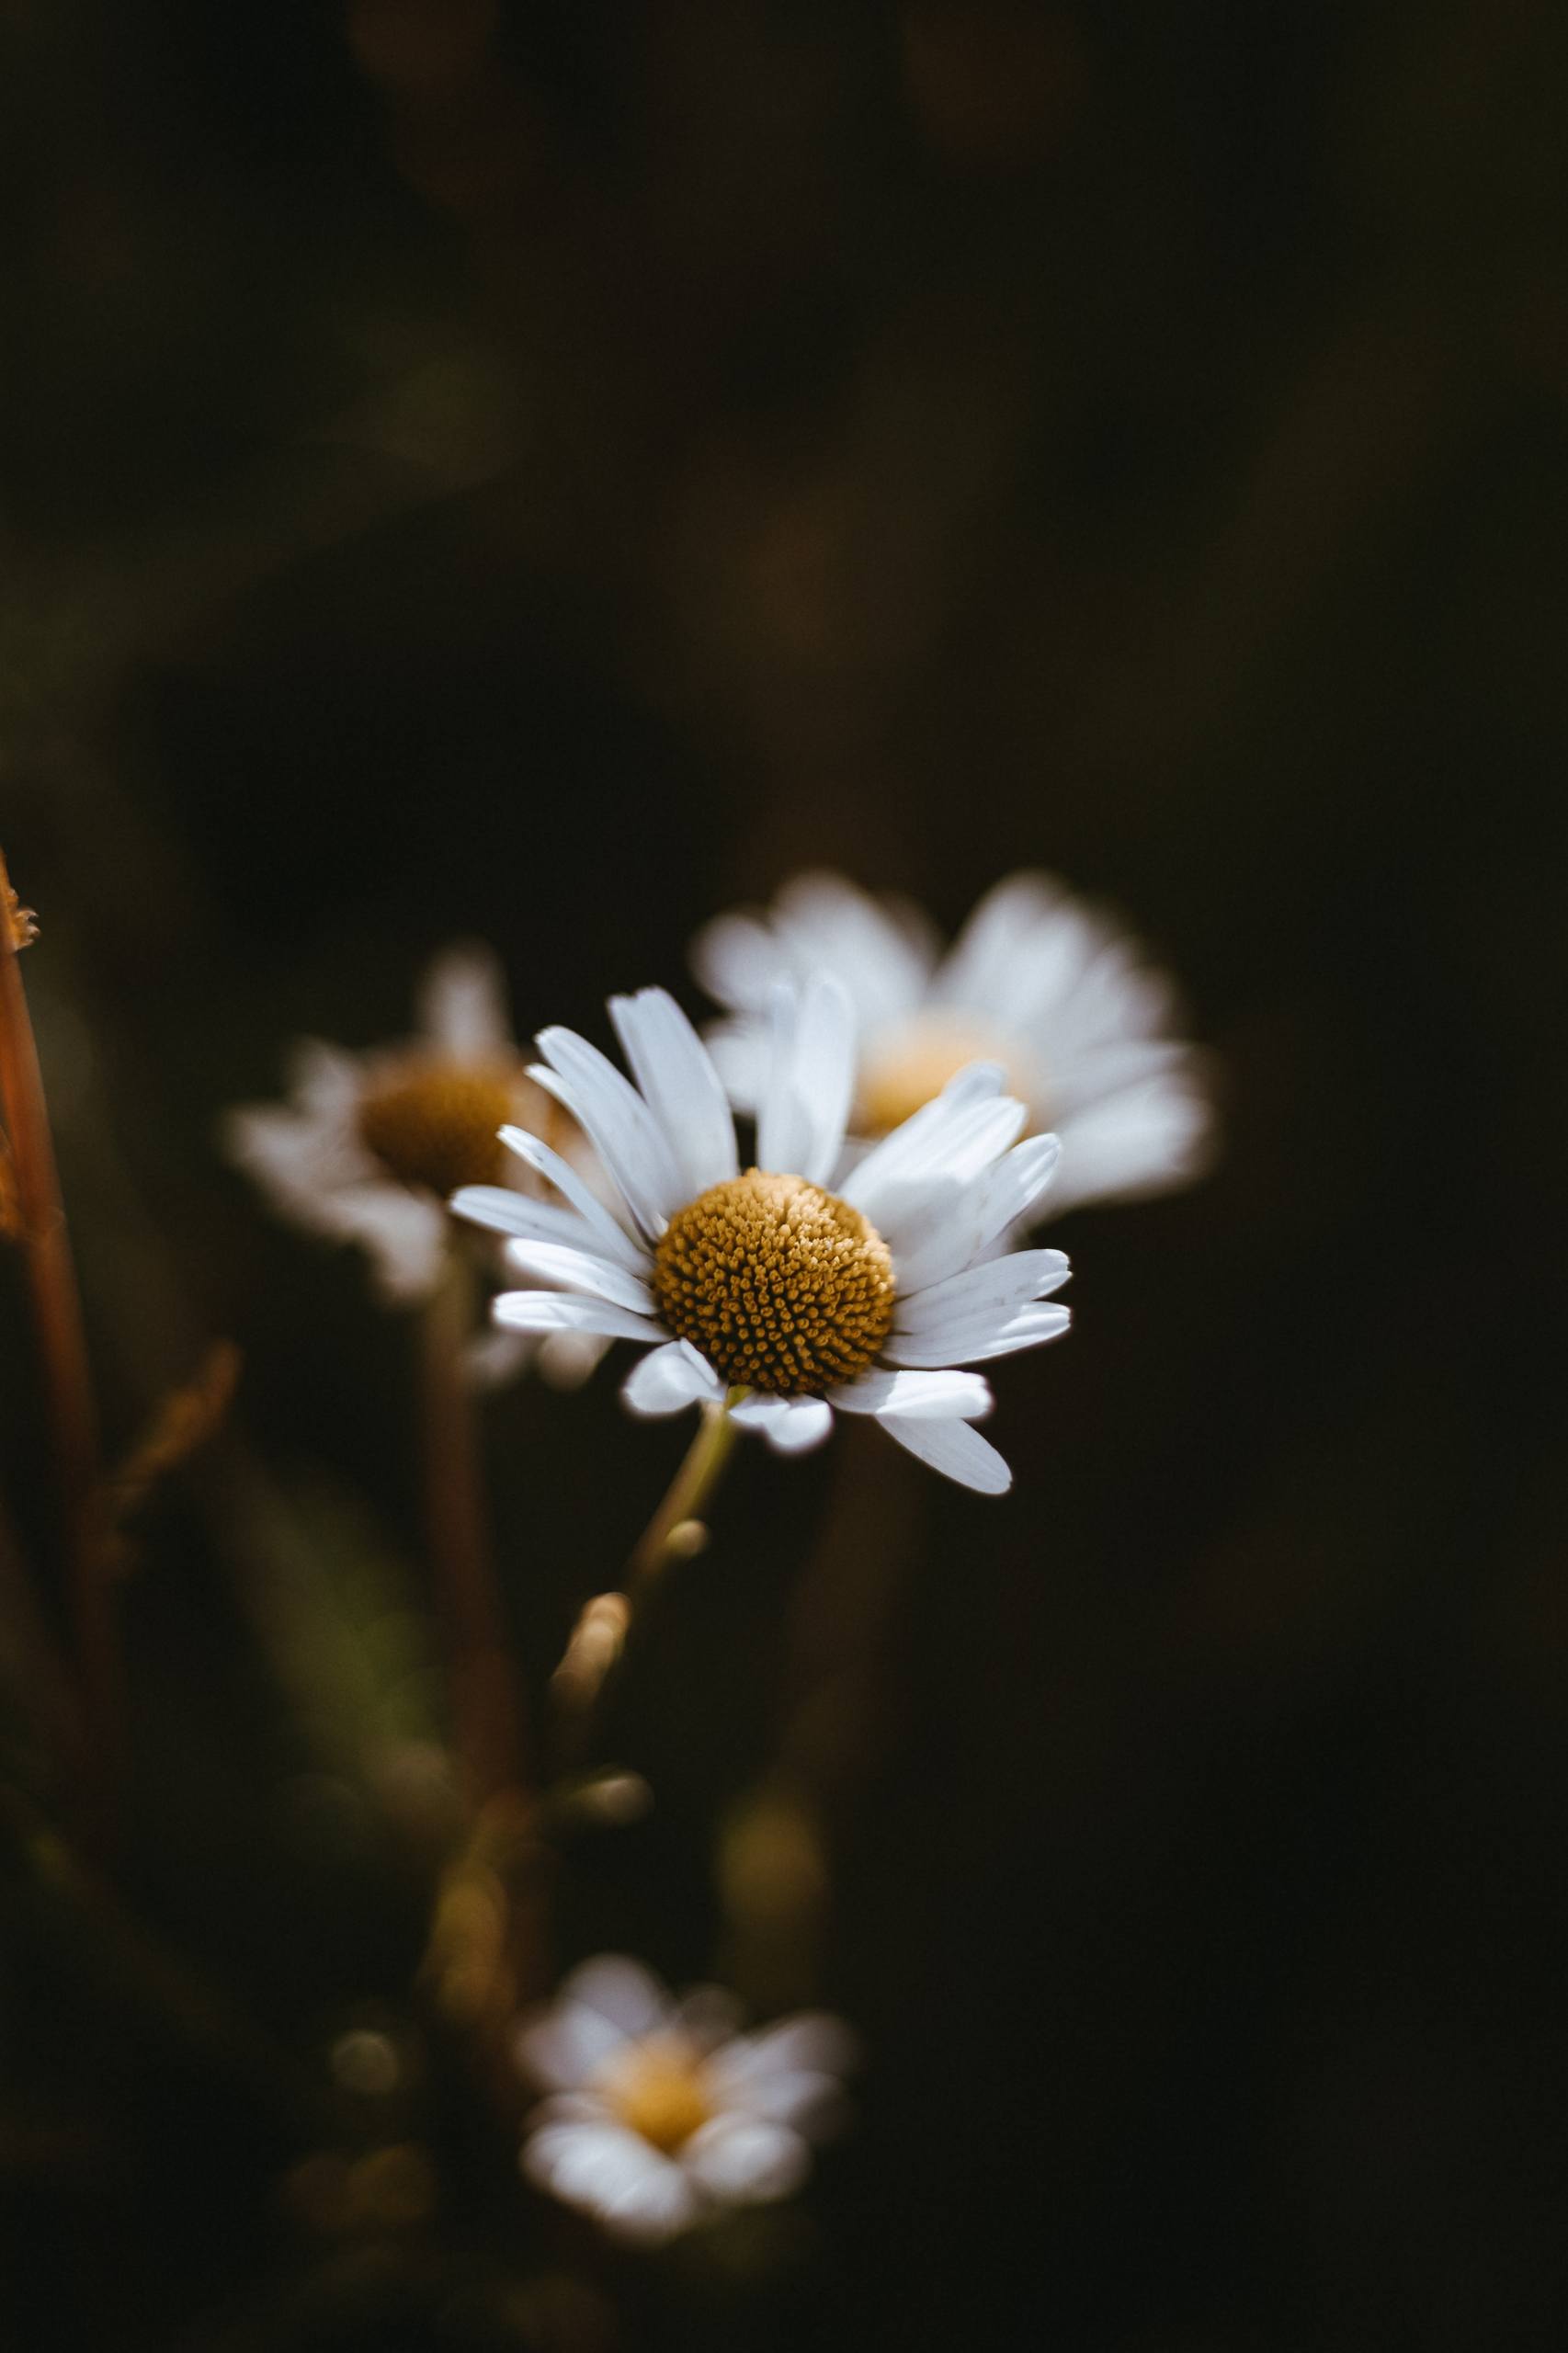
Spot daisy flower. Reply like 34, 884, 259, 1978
517, 1954, 854, 2245
452, 977, 1069, 1494
693, 870, 1212, 1217
223, 946, 598, 1381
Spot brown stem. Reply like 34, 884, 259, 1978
418, 1240, 525, 1806
0, 846, 120, 1820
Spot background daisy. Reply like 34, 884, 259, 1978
693, 870, 1213, 1217
517, 1954, 854, 2245
223, 945, 601, 1385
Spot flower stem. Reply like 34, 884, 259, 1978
551, 1395, 741, 1743
418, 1240, 525, 1807
0, 846, 119, 1824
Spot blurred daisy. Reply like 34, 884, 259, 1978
453, 978, 1069, 1493
517, 1954, 854, 2245
224, 947, 597, 1381
693, 870, 1212, 1217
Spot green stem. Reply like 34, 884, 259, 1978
551, 1395, 743, 1745
625, 1394, 742, 1590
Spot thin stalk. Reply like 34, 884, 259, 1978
551, 1395, 741, 1744
418, 1239, 525, 1806
0, 847, 119, 1813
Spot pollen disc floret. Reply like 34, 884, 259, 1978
357, 1063, 516, 1195
653, 1168, 894, 1394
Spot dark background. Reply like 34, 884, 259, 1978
3, 3, 1566, 2347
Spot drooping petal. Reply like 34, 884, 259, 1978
609, 988, 738, 1199
876, 1411, 1012, 1494
621, 1341, 725, 1418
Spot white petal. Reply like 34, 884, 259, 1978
829, 1369, 992, 1420
1044, 1078, 1213, 1215
889, 1132, 1062, 1291
881, 1301, 1070, 1367
493, 1292, 666, 1345
756, 978, 855, 1188
453, 1183, 642, 1270
838, 1064, 1012, 1232
500, 1238, 657, 1315
729, 1394, 834, 1453
464, 1326, 535, 1390
702, 1017, 772, 1114
770, 871, 934, 1029
416, 942, 513, 1060
707, 2014, 858, 2100
523, 2120, 695, 2243
893, 1249, 1070, 1336
562, 1954, 674, 2040
682, 2116, 810, 2205
327, 1186, 447, 1302
531, 1028, 684, 1240
517, 2002, 630, 2094
621, 1340, 725, 1418
689, 912, 793, 1014
496, 1127, 646, 1267
609, 988, 738, 1199
930, 871, 1070, 1023
537, 1329, 610, 1389
877, 1412, 1012, 1493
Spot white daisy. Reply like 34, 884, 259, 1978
223, 946, 600, 1383
693, 870, 1212, 1217
452, 978, 1070, 1495
516, 1954, 854, 2245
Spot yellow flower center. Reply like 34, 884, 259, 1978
357, 1062, 517, 1195
602, 2039, 714, 2155
653, 1169, 895, 1395
856, 1013, 1037, 1137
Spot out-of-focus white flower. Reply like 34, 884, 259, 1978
223, 947, 599, 1384
693, 870, 1212, 1217
454, 978, 1069, 1493
517, 1955, 854, 2245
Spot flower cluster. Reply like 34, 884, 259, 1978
225, 868, 1211, 2242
